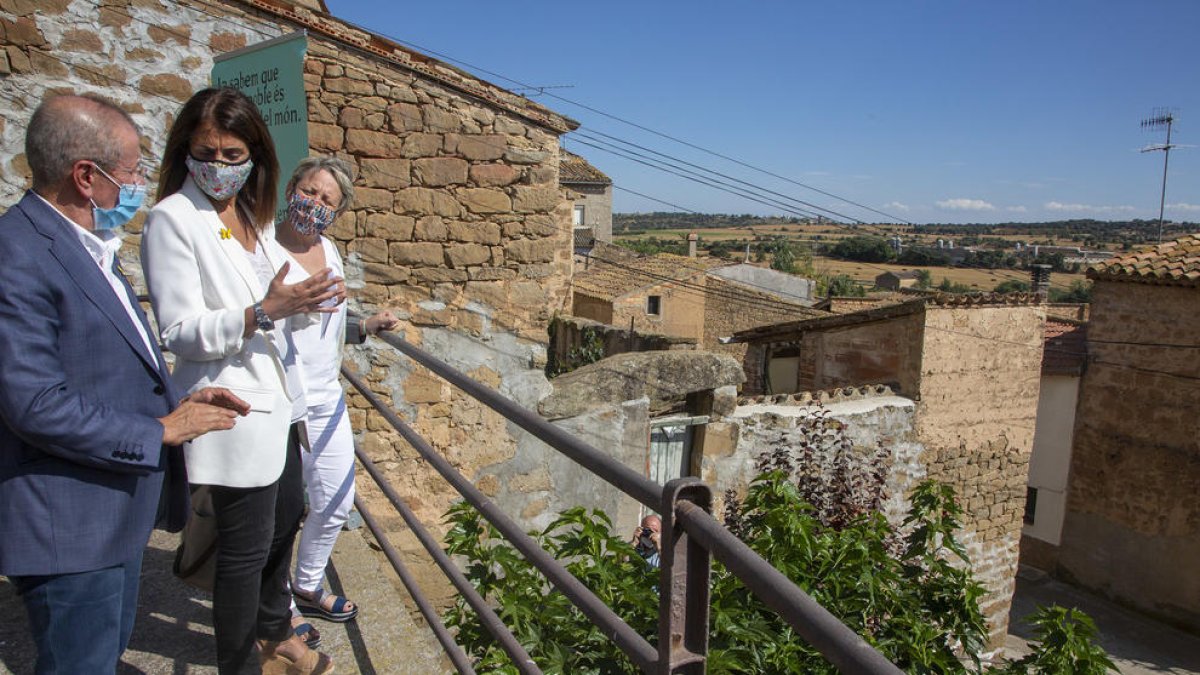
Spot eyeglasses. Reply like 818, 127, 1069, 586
87, 158, 153, 182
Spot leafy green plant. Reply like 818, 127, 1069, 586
994, 606, 1116, 675
442, 411, 1115, 674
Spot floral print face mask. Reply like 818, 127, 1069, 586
185, 154, 254, 201
287, 193, 338, 236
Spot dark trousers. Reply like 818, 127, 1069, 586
11, 552, 144, 674
210, 425, 304, 674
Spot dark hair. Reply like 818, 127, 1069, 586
157, 87, 279, 229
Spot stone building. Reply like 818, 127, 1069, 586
874, 269, 922, 291
560, 148, 612, 245
1056, 234, 1200, 633
572, 251, 822, 362
729, 293, 1048, 645
0, 0, 612, 572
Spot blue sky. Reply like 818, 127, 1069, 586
326, 1, 1200, 225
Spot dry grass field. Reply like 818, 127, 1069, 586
614, 224, 1090, 292
812, 258, 1087, 292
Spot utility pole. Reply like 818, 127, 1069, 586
1140, 110, 1176, 243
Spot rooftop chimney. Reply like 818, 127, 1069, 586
687, 232, 698, 257
1031, 264, 1051, 301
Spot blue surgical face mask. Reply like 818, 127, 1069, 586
90, 164, 147, 231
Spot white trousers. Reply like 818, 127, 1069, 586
292, 396, 356, 594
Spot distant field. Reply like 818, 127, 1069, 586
614, 225, 1090, 292
811, 257, 1087, 292
614, 223, 1087, 248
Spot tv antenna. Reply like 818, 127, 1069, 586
1140, 109, 1177, 243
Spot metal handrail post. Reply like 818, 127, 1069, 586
351, 443, 541, 674
371, 329, 662, 509
657, 478, 711, 674
353, 497, 478, 675
342, 366, 658, 671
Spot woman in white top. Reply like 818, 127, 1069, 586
142, 87, 337, 675
275, 157, 397, 645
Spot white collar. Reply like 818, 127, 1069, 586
31, 192, 124, 265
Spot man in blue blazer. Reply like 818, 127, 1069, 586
0, 94, 250, 673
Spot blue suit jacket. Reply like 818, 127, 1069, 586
0, 192, 188, 577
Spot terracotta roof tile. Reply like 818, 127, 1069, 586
1088, 233, 1200, 286
560, 150, 611, 184
1043, 319, 1087, 375
573, 251, 717, 301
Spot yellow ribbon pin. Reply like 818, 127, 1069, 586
219, 227, 232, 240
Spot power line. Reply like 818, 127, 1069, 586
574, 130, 871, 225
314, 16, 914, 226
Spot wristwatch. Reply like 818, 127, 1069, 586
252, 301, 275, 331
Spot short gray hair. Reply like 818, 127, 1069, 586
286, 156, 355, 215
26, 94, 138, 190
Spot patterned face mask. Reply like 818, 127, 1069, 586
287, 192, 338, 236
185, 154, 254, 201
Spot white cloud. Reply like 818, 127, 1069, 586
883, 201, 909, 211
1167, 202, 1200, 212
1044, 201, 1136, 213
936, 198, 995, 211
1007, 205, 1028, 213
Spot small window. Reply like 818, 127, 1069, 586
573, 204, 585, 226
647, 295, 661, 315
1024, 487, 1038, 525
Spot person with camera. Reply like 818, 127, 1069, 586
631, 514, 662, 568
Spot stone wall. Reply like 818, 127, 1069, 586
0, 0, 590, 603
609, 274, 707, 342
702, 275, 816, 367
740, 310, 925, 396
914, 305, 1045, 645
704, 386, 925, 524
1058, 281, 1200, 632
547, 315, 696, 376
0, 0, 289, 244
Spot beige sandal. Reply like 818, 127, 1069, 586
260, 641, 335, 675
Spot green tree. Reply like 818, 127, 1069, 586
829, 235, 896, 263
994, 280, 1031, 294
824, 274, 867, 297
1048, 280, 1092, 303
915, 269, 933, 289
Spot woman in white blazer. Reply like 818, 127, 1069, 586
142, 87, 337, 675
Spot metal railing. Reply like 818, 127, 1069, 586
344, 326, 904, 674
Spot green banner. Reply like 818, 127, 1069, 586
212, 31, 310, 223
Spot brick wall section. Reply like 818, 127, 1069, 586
702, 275, 816, 366
1058, 281, 1200, 632
914, 305, 1045, 645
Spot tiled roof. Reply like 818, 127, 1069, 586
1088, 233, 1200, 287
731, 291, 1045, 343
1043, 319, 1087, 376
573, 252, 712, 301
560, 150, 611, 184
